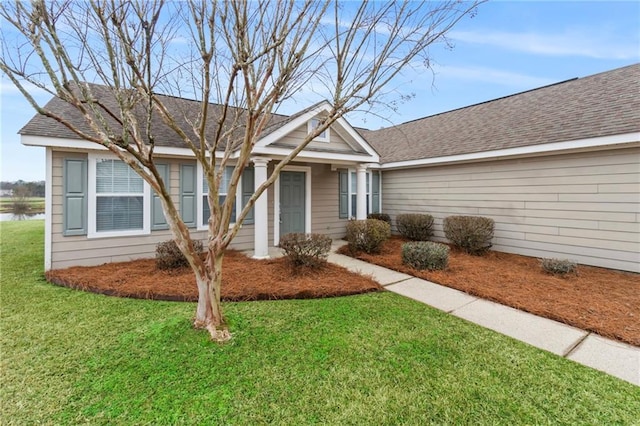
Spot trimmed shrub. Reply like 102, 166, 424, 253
156, 239, 203, 270
443, 215, 494, 255
279, 233, 332, 269
396, 213, 434, 241
540, 258, 577, 276
346, 219, 391, 254
401, 241, 449, 270
367, 213, 391, 225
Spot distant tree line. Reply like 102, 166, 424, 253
0, 180, 45, 197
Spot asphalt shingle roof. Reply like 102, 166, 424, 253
20, 64, 639, 163
19, 84, 290, 149
362, 63, 640, 164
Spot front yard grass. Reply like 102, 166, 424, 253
1, 220, 639, 424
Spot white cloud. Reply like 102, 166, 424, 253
450, 29, 640, 60
432, 64, 556, 88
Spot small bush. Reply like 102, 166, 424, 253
443, 215, 494, 255
346, 219, 391, 254
540, 258, 577, 276
279, 233, 332, 269
401, 241, 449, 270
367, 213, 391, 225
156, 239, 203, 270
396, 213, 434, 241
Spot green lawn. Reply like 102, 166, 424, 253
1, 221, 638, 424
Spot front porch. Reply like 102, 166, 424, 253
249, 158, 379, 259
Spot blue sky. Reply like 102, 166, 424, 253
1, 1, 639, 182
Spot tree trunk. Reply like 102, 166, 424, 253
193, 250, 230, 342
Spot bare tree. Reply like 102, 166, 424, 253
1, 0, 483, 341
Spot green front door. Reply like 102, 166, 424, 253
280, 171, 306, 235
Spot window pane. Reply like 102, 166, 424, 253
96, 160, 113, 193
203, 166, 233, 195
97, 159, 143, 194
112, 161, 130, 192
351, 172, 356, 193
96, 196, 143, 231
203, 167, 235, 225
351, 194, 356, 218
203, 195, 210, 225
222, 167, 233, 192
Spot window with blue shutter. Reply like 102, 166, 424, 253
201, 166, 255, 226
339, 169, 381, 218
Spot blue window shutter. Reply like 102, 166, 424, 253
339, 171, 349, 219
242, 167, 254, 225
180, 164, 197, 228
151, 164, 170, 230
63, 158, 88, 236
372, 171, 380, 214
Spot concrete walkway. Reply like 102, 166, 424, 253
325, 246, 640, 387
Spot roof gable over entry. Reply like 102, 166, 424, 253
253, 101, 379, 162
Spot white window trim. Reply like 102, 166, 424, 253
87, 153, 151, 239
308, 118, 329, 143
196, 163, 243, 231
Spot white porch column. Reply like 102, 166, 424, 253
356, 164, 367, 220
252, 157, 270, 259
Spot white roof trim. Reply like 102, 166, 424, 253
21, 135, 228, 158
255, 102, 380, 161
334, 115, 380, 158
380, 132, 640, 170
251, 145, 377, 163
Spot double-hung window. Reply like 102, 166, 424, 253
199, 165, 254, 229
202, 166, 236, 227
88, 156, 150, 238
339, 170, 381, 219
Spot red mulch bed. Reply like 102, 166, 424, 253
45, 250, 383, 302
339, 237, 640, 347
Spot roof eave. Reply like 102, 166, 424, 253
380, 132, 640, 170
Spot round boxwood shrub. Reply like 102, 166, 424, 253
346, 219, 391, 254
156, 239, 204, 270
396, 213, 434, 241
401, 241, 449, 270
279, 233, 332, 269
443, 215, 494, 255
540, 258, 578, 276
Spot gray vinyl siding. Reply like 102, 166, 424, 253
273, 124, 359, 153
310, 163, 349, 240
381, 147, 640, 273
50, 150, 253, 269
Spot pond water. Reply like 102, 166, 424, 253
0, 213, 45, 221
